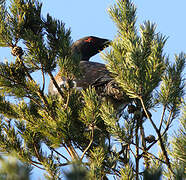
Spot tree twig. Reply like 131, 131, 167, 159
30, 161, 45, 170
33, 142, 41, 162
41, 63, 45, 92
57, 162, 69, 167
31, 160, 42, 165
80, 126, 94, 161
162, 110, 173, 137
64, 88, 70, 110
135, 119, 139, 179
132, 142, 166, 164
159, 105, 166, 131
62, 142, 79, 160
48, 71, 64, 99
50, 147, 69, 162
139, 117, 149, 168
139, 97, 173, 173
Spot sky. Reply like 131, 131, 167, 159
0, 0, 186, 179
41, 0, 186, 59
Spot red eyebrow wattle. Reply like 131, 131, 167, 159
84, 37, 93, 42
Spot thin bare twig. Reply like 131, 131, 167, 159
80, 126, 94, 161
139, 97, 158, 132
31, 160, 42, 165
62, 142, 79, 160
139, 97, 173, 173
135, 119, 139, 179
159, 105, 166, 131
50, 147, 69, 162
161, 111, 173, 137
132, 142, 166, 164
62, 143, 72, 158
57, 163, 69, 167
139, 117, 149, 168
48, 72, 64, 99
64, 88, 70, 110
33, 142, 41, 162
128, 145, 136, 159
41, 63, 45, 92
30, 161, 45, 170
25, 95, 43, 108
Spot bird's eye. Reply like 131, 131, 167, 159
84, 37, 94, 43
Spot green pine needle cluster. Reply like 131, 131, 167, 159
105, 3, 167, 106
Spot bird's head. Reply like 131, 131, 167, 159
71, 36, 110, 61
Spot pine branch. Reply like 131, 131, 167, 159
139, 97, 173, 173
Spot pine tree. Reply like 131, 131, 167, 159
0, 0, 185, 179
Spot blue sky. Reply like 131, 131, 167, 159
0, 0, 185, 179
41, 0, 186, 59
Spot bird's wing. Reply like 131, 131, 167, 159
77, 61, 112, 88
48, 61, 112, 95
48, 61, 129, 112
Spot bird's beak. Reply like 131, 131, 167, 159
103, 39, 111, 47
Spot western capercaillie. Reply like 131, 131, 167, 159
48, 36, 129, 111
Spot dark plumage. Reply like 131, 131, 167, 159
48, 36, 128, 110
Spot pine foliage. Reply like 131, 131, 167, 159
0, 0, 185, 179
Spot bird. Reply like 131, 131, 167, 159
48, 36, 129, 111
